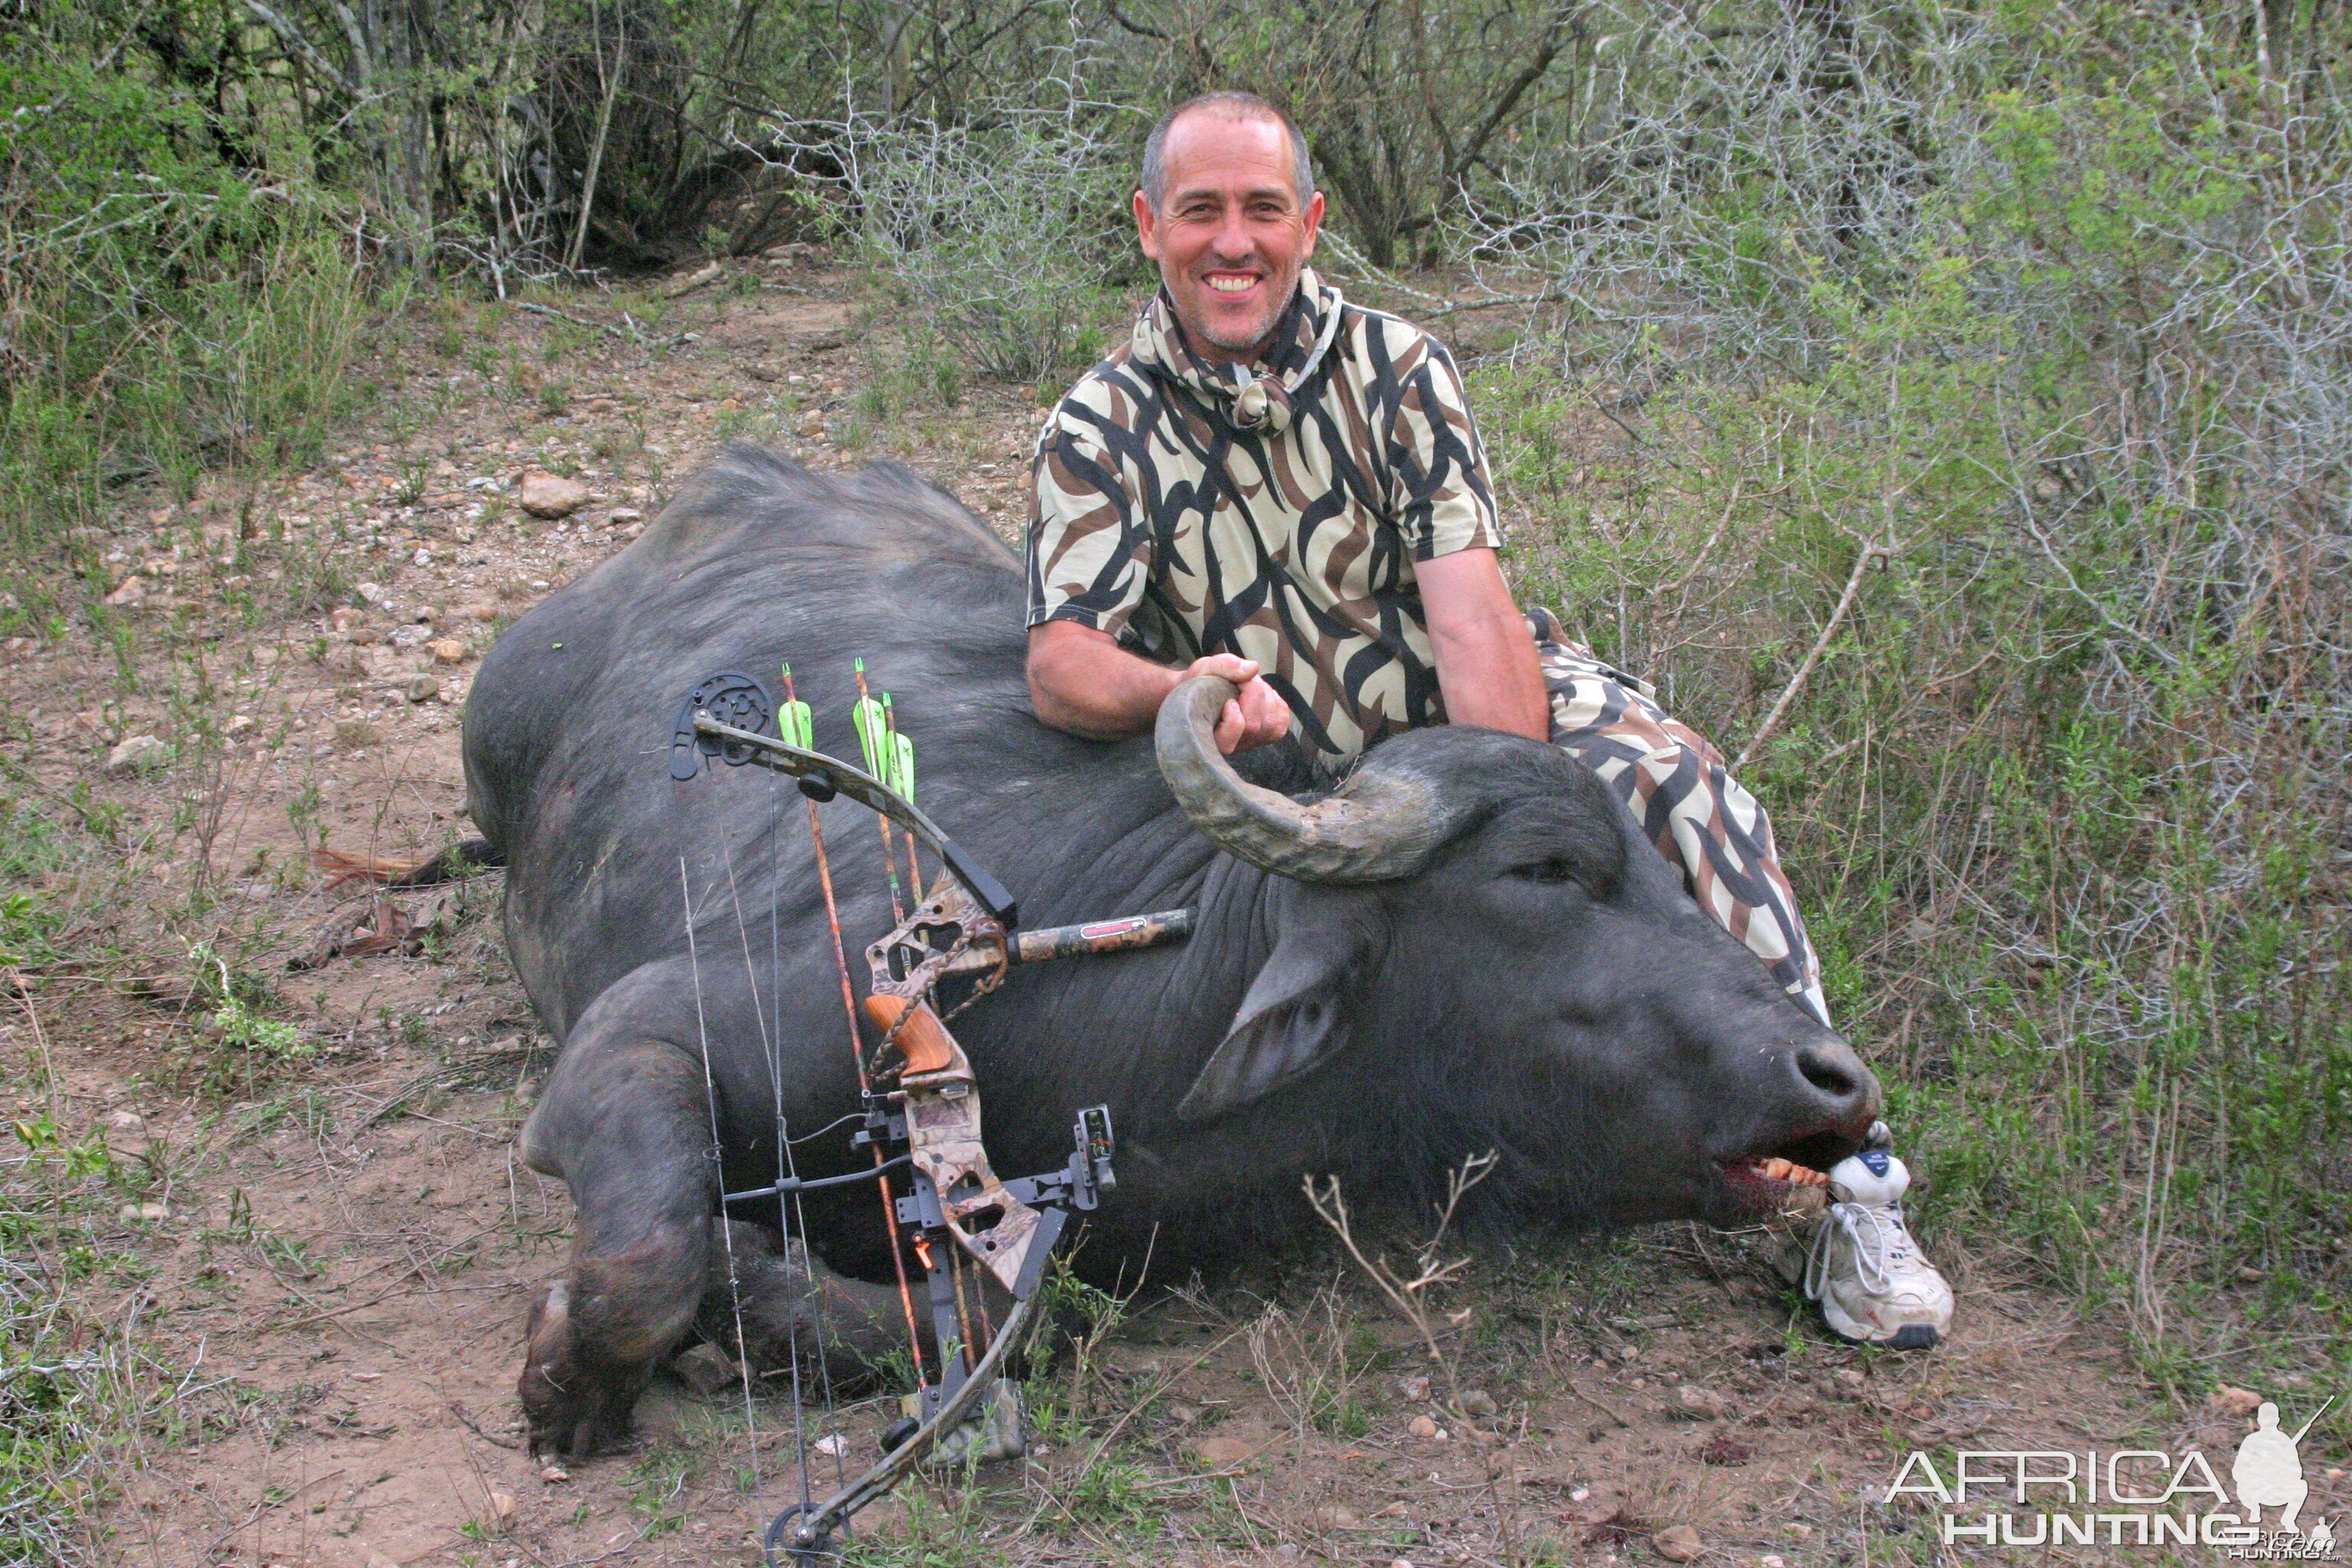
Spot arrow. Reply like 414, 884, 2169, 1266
780, 662, 929, 1400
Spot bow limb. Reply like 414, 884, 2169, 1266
776, 1287, 1039, 1557
690, 715, 1018, 924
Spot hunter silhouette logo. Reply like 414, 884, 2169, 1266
2233, 1396, 2333, 1537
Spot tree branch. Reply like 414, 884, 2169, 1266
1445, 3, 1577, 187
240, 0, 356, 95
328, 0, 372, 84
1734, 536, 1889, 772
1101, 0, 1169, 41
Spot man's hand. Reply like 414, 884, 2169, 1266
1028, 621, 1292, 753
1188, 652, 1291, 754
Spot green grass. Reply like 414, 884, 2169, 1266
627, 1449, 694, 1537
0, 43, 380, 636
0, 739, 321, 1560
1466, 15, 2352, 1410
1, 1076, 163, 1565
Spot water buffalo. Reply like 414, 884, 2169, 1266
463, 444, 1879, 1458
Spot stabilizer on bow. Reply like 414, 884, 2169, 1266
668, 665, 1169, 1562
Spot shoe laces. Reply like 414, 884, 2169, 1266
1806, 1198, 1914, 1299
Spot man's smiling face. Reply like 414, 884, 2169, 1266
1135, 108, 1324, 365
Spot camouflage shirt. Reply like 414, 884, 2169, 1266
1025, 270, 1501, 758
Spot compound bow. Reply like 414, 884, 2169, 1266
666, 666, 1184, 1561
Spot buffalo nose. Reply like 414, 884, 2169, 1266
1792, 1037, 1880, 1131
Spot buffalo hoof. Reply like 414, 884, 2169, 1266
519, 1279, 654, 1459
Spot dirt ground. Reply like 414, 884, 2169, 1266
5, 251, 2340, 1568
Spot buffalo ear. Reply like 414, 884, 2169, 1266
1175, 894, 1386, 1125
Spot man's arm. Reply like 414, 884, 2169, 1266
1025, 390, 1292, 748
1418, 547, 1550, 741
1377, 327, 1545, 742
1027, 620, 1292, 754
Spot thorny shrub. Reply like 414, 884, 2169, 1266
1446, 0, 2350, 1391
764, 45, 1134, 387
0, 31, 374, 627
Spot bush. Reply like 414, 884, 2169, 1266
0, 40, 371, 617
1465, 0, 2351, 1381
790, 103, 1133, 384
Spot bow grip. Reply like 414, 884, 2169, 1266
862, 993, 957, 1076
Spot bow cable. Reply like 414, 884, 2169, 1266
674, 854, 764, 1528
763, 750, 855, 1511
724, 824, 841, 1513
761, 761, 815, 1516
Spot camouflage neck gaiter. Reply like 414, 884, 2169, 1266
1129, 267, 1347, 434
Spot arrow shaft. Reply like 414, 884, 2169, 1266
782, 668, 929, 1393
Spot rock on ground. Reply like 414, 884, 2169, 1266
1655, 1523, 1705, 1562
1677, 1383, 1730, 1419
1191, 1435, 1257, 1469
519, 471, 590, 518
671, 1342, 738, 1396
105, 735, 169, 773
2210, 1385, 2264, 1419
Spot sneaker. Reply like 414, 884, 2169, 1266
1775, 1135, 1952, 1350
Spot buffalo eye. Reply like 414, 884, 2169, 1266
1508, 858, 1582, 887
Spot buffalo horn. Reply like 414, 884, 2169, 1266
1153, 676, 1473, 884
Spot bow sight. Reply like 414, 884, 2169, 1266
668, 667, 1184, 1562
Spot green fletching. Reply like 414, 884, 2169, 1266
851, 697, 890, 779
880, 693, 915, 799
779, 700, 813, 750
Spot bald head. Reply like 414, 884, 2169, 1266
1140, 92, 1314, 213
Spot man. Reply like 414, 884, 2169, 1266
1024, 90, 1952, 1348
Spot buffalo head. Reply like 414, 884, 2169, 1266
1156, 675, 1880, 1227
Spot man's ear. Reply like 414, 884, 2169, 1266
1175, 890, 1386, 1125
1134, 188, 1162, 261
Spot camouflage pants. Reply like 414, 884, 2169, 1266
1527, 608, 1830, 1027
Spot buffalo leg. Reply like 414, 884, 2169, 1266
694, 1218, 906, 1383
518, 1033, 714, 1459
